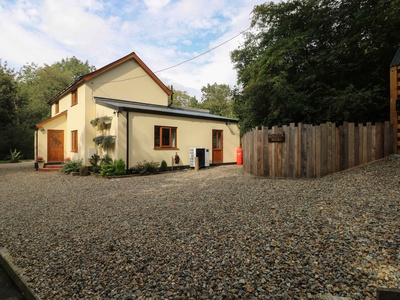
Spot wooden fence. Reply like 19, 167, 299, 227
242, 122, 394, 178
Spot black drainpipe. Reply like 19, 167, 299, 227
126, 111, 129, 172
34, 128, 39, 170
35, 128, 38, 157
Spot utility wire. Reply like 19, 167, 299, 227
154, 27, 251, 74
95, 27, 251, 85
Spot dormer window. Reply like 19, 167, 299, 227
71, 89, 78, 106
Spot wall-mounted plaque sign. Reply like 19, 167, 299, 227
268, 133, 285, 143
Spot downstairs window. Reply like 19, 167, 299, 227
154, 126, 177, 149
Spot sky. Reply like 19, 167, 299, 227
0, 0, 268, 99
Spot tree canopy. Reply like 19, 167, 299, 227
171, 89, 199, 108
200, 83, 233, 118
231, 0, 400, 134
0, 57, 95, 159
171, 83, 233, 118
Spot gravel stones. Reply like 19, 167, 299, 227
0, 157, 399, 299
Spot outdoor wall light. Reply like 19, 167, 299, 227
225, 121, 231, 127
39, 127, 46, 133
113, 110, 121, 116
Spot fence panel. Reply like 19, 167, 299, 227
242, 122, 394, 178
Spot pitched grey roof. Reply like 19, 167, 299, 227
390, 48, 400, 67
95, 97, 238, 122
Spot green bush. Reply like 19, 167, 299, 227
60, 159, 83, 174
89, 154, 101, 173
100, 163, 115, 176
129, 160, 160, 174
100, 154, 112, 166
100, 159, 126, 176
8, 149, 22, 163
114, 159, 126, 175
160, 160, 168, 172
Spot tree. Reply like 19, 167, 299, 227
231, 0, 400, 134
171, 90, 199, 108
0, 61, 19, 126
199, 83, 233, 117
54, 56, 96, 81
0, 61, 29, 159
0, 57, 95, 159
18, 57, 95, 123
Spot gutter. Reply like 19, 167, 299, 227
126, 111, 129, 172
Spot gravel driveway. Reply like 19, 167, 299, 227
0, 159, 399, 299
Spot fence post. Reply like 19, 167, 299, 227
315, 124, 321, 177
384, 121, 394, 156
289, 123, 295, 177
348, 122, 355, 168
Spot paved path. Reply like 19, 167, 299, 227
0, 265, 25, 300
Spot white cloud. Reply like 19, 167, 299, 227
144, 0, 171, 13
0, 0, 267, 97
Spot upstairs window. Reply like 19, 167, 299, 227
71, 130, 78, 152
71, 89, 78, 106
154, 126, 177, 149
55, 102, 59, 114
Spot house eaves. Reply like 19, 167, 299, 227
48, 52, 172, 105
36, 110, 67, 128
95, 97, 238, 123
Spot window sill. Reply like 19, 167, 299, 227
154, 147, 179, 150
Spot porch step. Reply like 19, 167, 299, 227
38, 164, 63, 172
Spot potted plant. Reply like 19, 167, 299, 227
90, 118, 99, 128
103, 116, 112, 125
93, 136, 104, 147
91, 116, 112, 131
103, 135, 116, 150
36, 156, 45, 169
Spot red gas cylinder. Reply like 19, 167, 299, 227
236, 146, 243, 165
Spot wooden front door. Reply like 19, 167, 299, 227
47, 130, 64, 162
212, 130, 223, 163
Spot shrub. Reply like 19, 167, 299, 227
100, 159, 126, 176
160, 160, 168, 172
114, 159, 126, 175
60, 159, 83, 174
129, 160, 160, 174
9, 149, 22, 163
100, 163, 115, 176
89, 154, 101, 173
100, 154, 112, 166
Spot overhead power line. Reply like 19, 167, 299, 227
154, 27, 251, 73
95, 27, 251, 85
